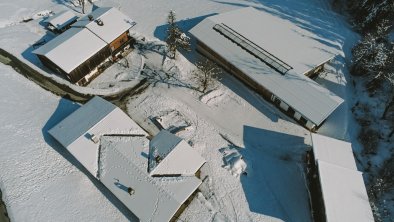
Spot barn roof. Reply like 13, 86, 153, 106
72, 7, 134, 44
44, 10, 78, 30
33, 27, 107, 74
311, 134, 374, 222
190, 7, 343, 126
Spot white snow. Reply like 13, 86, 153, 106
98, 135, 203, 222
49, 97, 145, 176
33, 27, 107, 74
0, 63, 135, 222
317, 161, 374, 222
71, 7, 134, 44
44, 10, 78, 30
150, 139, 206, 176
0, 0, 360, 221
311, 133, 358, 170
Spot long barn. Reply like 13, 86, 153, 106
190, 7, 344, 130
33, 7, 135, 86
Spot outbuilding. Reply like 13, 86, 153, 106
307, 134, 374, 222
190, 7, 344, 130
44, 10, 78, 33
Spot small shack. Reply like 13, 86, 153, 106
190, 7, 344, 130
49, 96, 206, 222
44, 10, 78, 33
307, 134, 374, 222
33, 7, 135, 86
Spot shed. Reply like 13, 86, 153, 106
44, 10, 78, 33
309, 134, 374, 222
33, 7, 135, 85
190, 7, 344, 130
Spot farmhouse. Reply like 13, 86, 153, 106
307, 134, 374, 222
44, 10, 78, 33
190, 7, 344, 130
33, 7, 135, 86
48, 96, 205, 222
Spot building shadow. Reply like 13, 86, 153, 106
42, 97, 139, 221
233, 125, 312, 221
153, 13, 217, 42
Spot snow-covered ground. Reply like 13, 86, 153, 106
0, 63, 137, 221
0, 0, 359, 221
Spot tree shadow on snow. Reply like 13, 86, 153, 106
153, 13, 217, 65
42, 97, 139, 221
235, 126, 312, 221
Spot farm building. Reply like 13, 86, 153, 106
33, 7, 135, 86
44, 10, 78, 33
190, 7, 344, 130
49, 96, 205, 222
307, 134, 374, 222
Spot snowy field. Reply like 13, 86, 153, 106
0, 0, 358, 221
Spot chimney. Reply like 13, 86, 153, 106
95, 18, 104, 26
88, 15, 94, 21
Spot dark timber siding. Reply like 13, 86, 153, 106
68, 45, 111, 84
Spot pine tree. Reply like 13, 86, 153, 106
165, 10, 191, 59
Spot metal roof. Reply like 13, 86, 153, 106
33, 27, 107, 74
189, 7, 343, 126
44, 10, 78, 30
72, 7, 134, 44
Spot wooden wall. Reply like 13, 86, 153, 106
69, 45, 111, 84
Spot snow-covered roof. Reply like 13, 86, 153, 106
45, 10, 78, 30
317, 161, 374, 222
311, 134, 374, 222
49, 97, 203, 221
33, 27, 107, 74
99, 137, 202, 222
148, 130, 206, 176
311, 133, 357, 170
189, 7, 343, 126
72, 7, 134, 44
48, 96, 145, 175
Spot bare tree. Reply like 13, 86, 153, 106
77, 0, 86, 14
165, 10, 191, 59
191, 58, 221, 93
